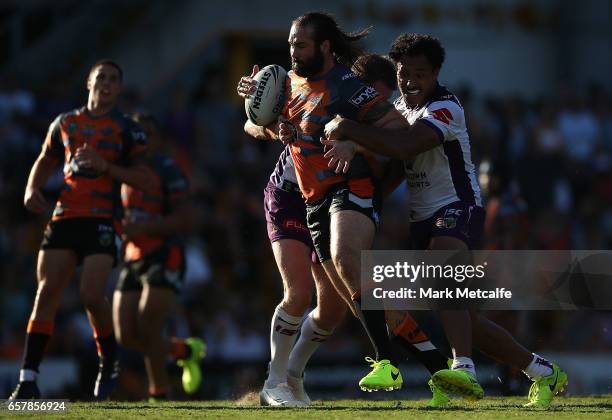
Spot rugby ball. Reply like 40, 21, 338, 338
244, 64, 287, 126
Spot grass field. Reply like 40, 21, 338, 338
2, 396, 611, 419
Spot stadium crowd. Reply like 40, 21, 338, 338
1, 70, 611, 399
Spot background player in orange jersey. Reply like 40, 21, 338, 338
10, 59, 151, 400
112, 113, 204, 401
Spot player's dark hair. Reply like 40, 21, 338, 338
293, 12, 371, 67
352, 54, 397, 91
88, 59, 123, 81
389, 33, 445, 70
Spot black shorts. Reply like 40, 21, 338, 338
40, 217, 119, 266
306, 182, 381, 263
116, 245, 185, 293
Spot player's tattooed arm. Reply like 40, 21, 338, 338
324, 109, 440, 160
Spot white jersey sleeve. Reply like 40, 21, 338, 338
416, 100, 465, 144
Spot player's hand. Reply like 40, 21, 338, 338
278, 117, 297, 145
122, 221, 149, 241
323, 114, 347, 141
24, 186, 49, 213
237, 65, 259, 98
74, 143, 109, 174
321, 138, 356, 174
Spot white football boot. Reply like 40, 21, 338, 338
260, 381, 307, 407
288, 373, 311, 405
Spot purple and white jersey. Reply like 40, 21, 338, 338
269, 145, 299, 187
394, 84, 482, 222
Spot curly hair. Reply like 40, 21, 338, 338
351, 54, 397, 91
389, 33, 445, 70
293, 12, 372, 68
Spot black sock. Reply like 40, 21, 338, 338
391, 336, 448, 375
96, 333, 118, 361
352, 296, 398, 365
23, 332, 51, 373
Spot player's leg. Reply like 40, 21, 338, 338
330, 208, 402, 391
80, 253, 118, 399
260, 238, 312, 406
287, 262, 347, 403
112, 265, 144, 352
10, 249, 77, 399
470, 311, 567, 408
425, 203, 484, 401
260, 184, 314, 406
386, 311, 449, 374
386, 310, 451, 407
137, 283, 176, 400
429, 236, 474, 363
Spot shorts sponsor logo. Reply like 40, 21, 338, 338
98, 224, 114, 232
99, 232, 113, 247
284, 219, 308, 232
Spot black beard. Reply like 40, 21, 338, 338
292, 48, 324, 78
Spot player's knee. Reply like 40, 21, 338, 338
36, 280, 59, 300
282, 290, 311, 314
79, 287, 104, 309
331, 247, 355, 280
115, 329, 139, 350
313, 305, 345, 331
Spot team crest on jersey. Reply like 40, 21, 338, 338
68, 123, 78, 134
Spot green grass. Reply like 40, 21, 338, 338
2, 396, 611, 419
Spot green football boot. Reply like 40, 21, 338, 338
358, 357, 402, 392
431, 369, 484, 402
177, 337, 206, 395
524, 363, 568, 409
427, 378, 451, 407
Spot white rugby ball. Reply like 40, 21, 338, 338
244, 64, 287, 126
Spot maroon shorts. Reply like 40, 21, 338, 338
264, 181, 319, 263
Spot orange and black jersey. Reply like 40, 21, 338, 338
122, 153, 189, 262
284, 63, 392, 203
42, 107, 147, 221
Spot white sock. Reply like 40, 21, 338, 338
523, 353, 553, 380
452, 356, 476, 377
287, 311, 333, 378
266, 306, 303, 386
19, 369, 37, 382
